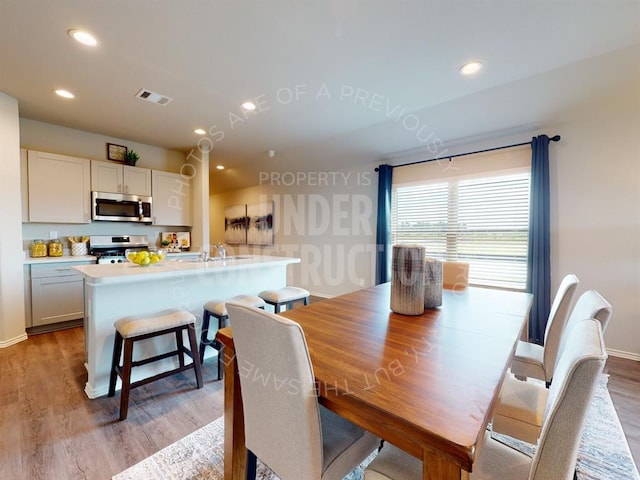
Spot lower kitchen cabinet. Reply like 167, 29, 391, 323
26, 261, 92, 331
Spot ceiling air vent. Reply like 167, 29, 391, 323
135, 88, 172, 106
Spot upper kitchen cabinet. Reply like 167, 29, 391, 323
91, 160, 152, 196
152, 170, 192, 226
20, 148, 28, 223
27, 150, 91, 223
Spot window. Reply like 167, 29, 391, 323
391, 171, 530, 290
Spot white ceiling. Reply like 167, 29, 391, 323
1, 1, 639, 192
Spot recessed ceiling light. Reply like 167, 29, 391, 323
216, 165, 225, 170
194, 128, 206, 135
68, 29, 98, 47
54, 89, 75, 99
241, 101, 256, 111
459, 61, 483, 76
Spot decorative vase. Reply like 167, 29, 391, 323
424, 258, 443, 308
390, 244, 425, 315
71, 242, 88, 256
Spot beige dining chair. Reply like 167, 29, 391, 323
442, 261, 469, 290
557, 289, 612, 360
492, 289, 613, 443
363, 318, 607, 480
510, 273, 579, 386
226, 302, 379, 480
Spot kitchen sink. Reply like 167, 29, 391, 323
208, 256, 252, 261
186, 255, 253, 264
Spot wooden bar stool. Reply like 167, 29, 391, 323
199, 294, 266, 379
258, 286, 310, 313
108, 309, 203, 421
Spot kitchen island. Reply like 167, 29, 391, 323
73, 255, 300, 398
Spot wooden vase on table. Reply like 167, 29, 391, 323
390, 245, 425, 315
424, 258, 443, 308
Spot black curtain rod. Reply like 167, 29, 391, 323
376, 135, 561, 171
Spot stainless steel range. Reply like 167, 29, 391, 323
89, 235, 149, 264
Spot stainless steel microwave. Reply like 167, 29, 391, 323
92, 191, 152, 223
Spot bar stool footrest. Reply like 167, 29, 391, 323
126, 363, 201, 390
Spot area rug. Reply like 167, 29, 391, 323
113, 376, 639, 480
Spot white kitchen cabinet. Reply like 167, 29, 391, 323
152, 170, 192, 226
124, 166, 152, 196
20, 148, 28, 223
27, 150, 91, 223
28, 261, 92, 328
91, 160, 152, 196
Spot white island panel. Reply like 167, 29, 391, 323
74, 256, 300, 398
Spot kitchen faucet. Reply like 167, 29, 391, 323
213, 242, 226, 259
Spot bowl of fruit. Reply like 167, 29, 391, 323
126, 248, 166, 267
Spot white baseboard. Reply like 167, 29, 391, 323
308, 291, 333, 299
607, 348, 640, 362
0, 332, 28, 348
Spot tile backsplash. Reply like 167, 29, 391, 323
22, 222, 190, 251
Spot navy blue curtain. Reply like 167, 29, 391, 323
526, 135, 551, 344
375, 165, 393, 284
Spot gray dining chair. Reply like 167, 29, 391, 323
510, 273, 579, 386
226, 302, 379, 480
363, 318, 607, 480
492, 289, 613, 443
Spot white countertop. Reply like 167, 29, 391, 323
72, 255, 300, 285
165, 251, 201, 258
24, 251, 199, 265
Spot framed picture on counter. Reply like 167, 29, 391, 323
176, 232, 190, 249
161, 231, 191, 250
107, 143, 127, 162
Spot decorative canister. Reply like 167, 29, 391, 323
424, 258, 443, 308
48, 239, 63, 257
30, 239, 47, 258
71, 242, 88, 256
390, 244, 426, 315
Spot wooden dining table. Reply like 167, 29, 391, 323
216, 283, 532, 480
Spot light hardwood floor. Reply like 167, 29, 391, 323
1, 326, 639, 479
0, 327, 223, 480
605, 355, 640, 469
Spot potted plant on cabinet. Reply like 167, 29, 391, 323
123, 149, 139, 166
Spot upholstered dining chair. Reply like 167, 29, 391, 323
226, 303, 379, 480
364, 318, 607, 480
510, 273, 579, 386
442, 261, 469, 290
557, 289, 612, 361
491, 288, 613, 443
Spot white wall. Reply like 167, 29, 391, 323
548, 96, 640, 359
20, 119, 191, 249
20, 118, 185, 172
210, 93, 640, 358
0, 93, 27, 347
393, 91, 640, 358
210, 162, 378, 297
185, 147, 210, 254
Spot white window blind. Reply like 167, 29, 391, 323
391, 172, 530, 290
